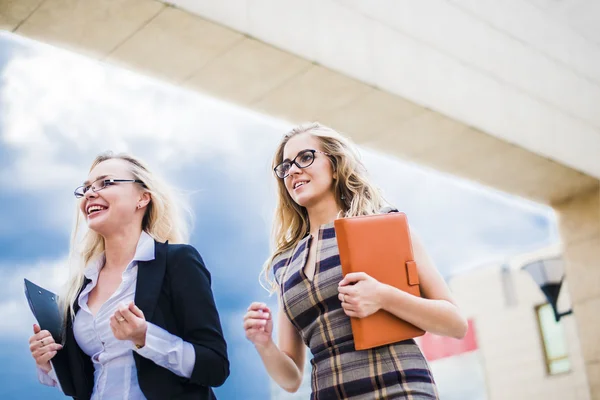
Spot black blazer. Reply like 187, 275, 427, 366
51, 241, 230, 399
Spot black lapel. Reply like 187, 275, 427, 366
135, 240, 168, 322
73, 277, 91, 315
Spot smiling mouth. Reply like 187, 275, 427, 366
294, 181, 309, 189
87, 205, 108, 216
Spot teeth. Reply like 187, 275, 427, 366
294, 181, 308, 189
87, 205, 106, 214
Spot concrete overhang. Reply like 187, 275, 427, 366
2, 0, 598, 204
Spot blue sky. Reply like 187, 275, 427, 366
0, 31, 559, 399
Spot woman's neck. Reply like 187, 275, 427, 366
306, 199, 341, 237
103, 226, 143, 272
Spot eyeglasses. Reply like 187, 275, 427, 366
74, 178, 145, 198
274, 149, 331, 179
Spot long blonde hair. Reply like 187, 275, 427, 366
60, 152, 191, 322
262, 122, 387, 291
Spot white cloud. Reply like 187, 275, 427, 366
0, 31, 558, 286
0, 32, 289, 236
0, 257, 69, 338
0, 32, 287, 193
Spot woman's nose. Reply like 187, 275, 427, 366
84, 188, 98, 200
287, 162, 302, 176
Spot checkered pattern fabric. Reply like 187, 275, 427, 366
273, 222, 438, 399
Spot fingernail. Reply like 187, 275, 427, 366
264, 313, 270, 319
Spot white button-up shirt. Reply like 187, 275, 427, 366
39, 231, 196, 399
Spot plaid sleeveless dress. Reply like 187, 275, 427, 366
273, 222, 438, 400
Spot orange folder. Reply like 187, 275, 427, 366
334, 212, 425, 350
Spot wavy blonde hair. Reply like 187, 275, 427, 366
262, 122, 387, 291
60, 152, 191, 323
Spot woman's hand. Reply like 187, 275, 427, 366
110, 302, 148, 348
243, 302, 273, 348
338, 272, 385, 319
29, 324, 62, 373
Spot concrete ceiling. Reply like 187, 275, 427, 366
1, 0, 598, 205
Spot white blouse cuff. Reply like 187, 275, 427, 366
134, 322, 195, 378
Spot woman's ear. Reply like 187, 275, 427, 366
138, 192, 151, 209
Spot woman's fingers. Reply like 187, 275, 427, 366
114, 310, 127, 323
243, 303, 271, 326
244, 302, 273, 343
244, 318, 268, 330
30, 339, 56, 353
29, 332, 55, 352
32, 343, 62, 366
338, 292, 358, 305
44, 343, 63, 353
341, 301, 358, 315
129, 302, 145, 319
109, 315, 120, 331
244, 318, 268, 329
43, 335, 56, 345
33, 337, 60, 353
29, 327, 61, 366
29, 329, 52, 345
247, 302, 270, 312
118, 304, 136, 322
38, 350, 58, 364
243, 310, 270, 321
29, 340, 40, 353
32, 343, 62, 358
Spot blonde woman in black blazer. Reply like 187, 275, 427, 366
28, 152, 229, 400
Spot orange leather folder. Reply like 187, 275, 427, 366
334, 212, 425, 350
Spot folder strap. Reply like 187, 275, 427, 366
406, 261, 419, 286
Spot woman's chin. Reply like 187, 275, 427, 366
86, 215, 108, 234
292, 192, 307, 205
294, 194, 318, 209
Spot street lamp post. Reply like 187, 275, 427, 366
521, 256, 573, 322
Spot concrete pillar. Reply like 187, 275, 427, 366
553, 186, 600, 400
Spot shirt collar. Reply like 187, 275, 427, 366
83, 231, 156, 279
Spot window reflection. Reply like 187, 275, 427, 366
535, 303, 571, 375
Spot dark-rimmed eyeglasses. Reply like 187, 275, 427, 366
74, 178, 145, 198
274, 149, 331, 179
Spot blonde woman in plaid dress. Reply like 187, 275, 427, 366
243, 123, 468, 399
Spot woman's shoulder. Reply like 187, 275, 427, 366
270, 246, 296, 284
162, 242, 208, 272
271, 249, 291, 270
165, 242, 200, 254
162, 242, 200, 257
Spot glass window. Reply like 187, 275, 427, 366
535, 303, 571, 375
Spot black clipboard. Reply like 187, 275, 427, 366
24, 278, 63, 344
24, 279, 77, 395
